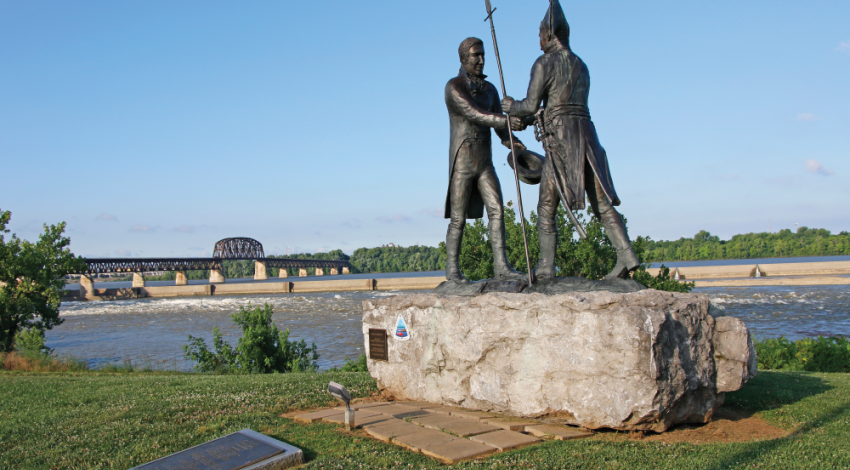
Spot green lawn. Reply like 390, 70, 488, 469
1, 370, 848, 469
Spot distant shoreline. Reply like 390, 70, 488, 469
647, 254, 850, 268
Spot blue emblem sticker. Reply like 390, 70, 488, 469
394, 315, 410, 341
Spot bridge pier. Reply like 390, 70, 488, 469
315, 268, 324, 276
278, 268, 288, 279
254, 261, 268, 281
299, 268, 307, 277
132, 272, 145, 288
330, 268, 338, 275
209, 268, 225, 284
80, 274, 97, 300
175, 271, 188, 286
342, 267, 350, 275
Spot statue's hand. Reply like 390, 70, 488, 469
509, 116, 527, 131
502, 137, 526, 150
501, 96, 516, 113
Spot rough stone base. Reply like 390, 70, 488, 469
362, 291, 756, 432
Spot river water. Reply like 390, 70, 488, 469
46, 284, 849, 371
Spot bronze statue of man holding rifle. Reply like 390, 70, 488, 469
500, 0, 640, 281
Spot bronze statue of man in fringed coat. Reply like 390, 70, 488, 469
444, 37, 526, 281
502, 0, 639, 280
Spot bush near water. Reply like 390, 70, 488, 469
183, 303, 319, 374
755, 336, 850, 373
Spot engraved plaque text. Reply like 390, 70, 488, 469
369, 328, 388, 361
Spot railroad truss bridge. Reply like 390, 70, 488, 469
80, 238, 351, 287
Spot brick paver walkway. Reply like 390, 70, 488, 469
291, 401, 592, 464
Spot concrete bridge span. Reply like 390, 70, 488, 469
76, 238, 350, 299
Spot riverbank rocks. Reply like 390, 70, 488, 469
362, 290, 756, 432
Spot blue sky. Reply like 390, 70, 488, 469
1, 1, 848, 257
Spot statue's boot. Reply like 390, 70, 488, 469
601, 209, 640, 280
532, 228, 557, 282
445, 224, 468, 282
490, 218, 522, 279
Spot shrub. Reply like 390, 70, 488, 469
183, 303, 319, 374
14, 328, 52, 357
329, 354, 368, 372
632, 264, 695, 293
631, 236, 694, 293
755, 336, 850, 372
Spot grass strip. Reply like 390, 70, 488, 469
0, 370, 848, 469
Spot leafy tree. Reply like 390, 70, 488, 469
461, 218, 494, 280
0, 209, 85, 352
15, 328, 53, 356
183, 303, 319, 373
440, 203, 692, 292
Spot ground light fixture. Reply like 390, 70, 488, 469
328, 381, 355, 430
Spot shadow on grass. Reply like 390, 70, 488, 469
700, 371, 844, 469
723, 370, 831, 413
705, 400, 850, 470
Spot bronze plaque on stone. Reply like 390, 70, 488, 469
135, 431, 284, 470
369, 328, 388, 361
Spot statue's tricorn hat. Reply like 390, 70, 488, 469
507, 149, 546, 185
541, 0, 569, 39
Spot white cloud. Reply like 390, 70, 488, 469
419, 208, 444, 218
805, 159, 835, 176
377, 214, 412, 223
129, 224, 155, 233
96, 213, 117, 221
174, 225, 194, 233
836, 40, 850, 54
116, 249, 132, 256
797, 113, 820, 122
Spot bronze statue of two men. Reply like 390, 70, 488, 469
444, 0, 639, 283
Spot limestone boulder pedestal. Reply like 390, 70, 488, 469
362, 291, 756, 432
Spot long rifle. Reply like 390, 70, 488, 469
484, 0, 533, 286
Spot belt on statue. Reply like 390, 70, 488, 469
545, 104, 591, 125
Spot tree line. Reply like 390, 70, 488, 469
144, 224, 850, 283
642, 227, 850, 262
